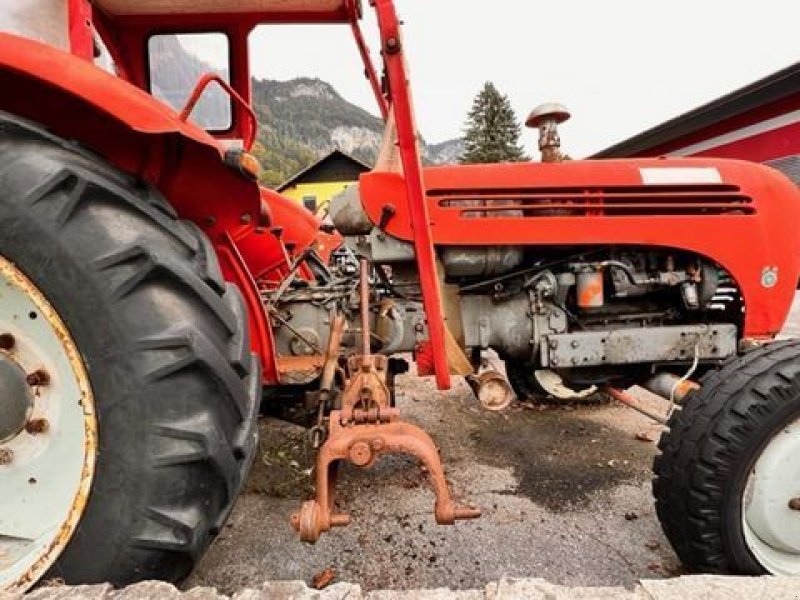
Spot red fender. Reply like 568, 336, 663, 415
0, 33, 320, 383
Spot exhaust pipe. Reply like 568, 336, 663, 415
468, 370, 514, 411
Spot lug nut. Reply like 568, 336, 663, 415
0, 333, 15, 350
789, 497, 800, 511
25, 418, 49, 435
26, 369, 49, 386
0, 447, 13, 465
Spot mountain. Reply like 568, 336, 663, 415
148, 37, 463, 187
250, 77, 464, 187
426, 138, 465, 165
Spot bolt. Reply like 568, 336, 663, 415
571, 340, 580, 349
0, 448, 13, 465
0, 333, 14, 350
25, 418, 49, 435
385, 37, 401, 54
349, 441, 373, 467
549, 340, 558, 350
789, 497, 800, 511
240, 213, 252, 225
26, 369, 49, 386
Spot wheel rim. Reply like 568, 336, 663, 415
743, 415, 800, 575
0, 256, 97, 592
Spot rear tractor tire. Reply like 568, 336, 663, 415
0, 115, 260, 592
654, 339, 800, 575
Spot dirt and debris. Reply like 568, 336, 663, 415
188, 361, 680, 594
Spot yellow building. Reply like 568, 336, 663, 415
277, 149, 371, 216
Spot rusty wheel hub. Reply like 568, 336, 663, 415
0, 355, 33, 443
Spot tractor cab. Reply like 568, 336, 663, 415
86, 1, 376, 147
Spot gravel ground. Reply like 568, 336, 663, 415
187, 293, 800, 595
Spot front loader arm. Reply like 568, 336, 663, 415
372, 0, 451, 389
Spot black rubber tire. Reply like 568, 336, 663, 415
653, 339, 800, 574
0, 113, 260, 587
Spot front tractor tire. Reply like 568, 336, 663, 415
0, 116, 260, 592
654, 340, 800, 576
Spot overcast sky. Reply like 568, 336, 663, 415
246, 1, 799, 158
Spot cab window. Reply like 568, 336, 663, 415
148, 32, 232, 131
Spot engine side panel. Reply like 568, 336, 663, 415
360, 159, 800, 338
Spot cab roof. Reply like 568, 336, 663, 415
92, 0, 354, 22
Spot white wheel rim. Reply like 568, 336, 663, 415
0, 256, 97, 593
743, 415, 800, 575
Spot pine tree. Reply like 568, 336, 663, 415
460, 82, 528, 164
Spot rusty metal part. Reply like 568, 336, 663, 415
309, 398, 327, 450
25, 369, 49, 386
320, 315, 346, 392
309, 315, 347, 449
24, 418, 49, 435
474, 370, 514, 411
339, 354, 398, 424
576, 269, 604, 309
0, 333, 15, 350
789, 497, 800, 511
605, 386, 669, 424
276, 355, 325, 385
292, 261, 479, 542
0, 447, 12, 465
642, 373, 700, 405
359, 258, 371, 356
291, 414, 480, 543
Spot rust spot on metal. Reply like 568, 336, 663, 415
24, 418, 49, 435
26, 369, 49, 386
606, 386, 669, 424
789, 497, 800, 511
0, 447, 13, 465
276, 355, 325, 385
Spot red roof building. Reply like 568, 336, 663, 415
594, 62, 800, 185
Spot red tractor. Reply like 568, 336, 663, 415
2, 0, 800, 592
